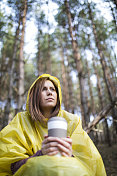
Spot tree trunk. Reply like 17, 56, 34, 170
46, 33, 51, 74
103, 119, 111, 146
107, 51, 117, 90
18, 0, 27, 111
46, 1, 51, 74
65, 0, 89, 127
60, 42, 69, 111
110, 43, 117, 63
64, 32, 75, 113
102, 56, 116, 97
85, 58, 95, 117
3, 18, 21, 128
113, 0, 117, 9
66, 55, 75, 113
109, 1, 117, 31
0, 44, 7, 96
37, 34, 41, 76
37, 26, 43, 76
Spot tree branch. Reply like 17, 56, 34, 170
85, 98, 117, 134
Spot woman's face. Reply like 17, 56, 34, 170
40, 80, 57, 113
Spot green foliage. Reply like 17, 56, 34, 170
24, 60, 36, 91
0, 24, 14, 63
0, 11, 6, 41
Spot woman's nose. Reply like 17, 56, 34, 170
47, 89, 52, 95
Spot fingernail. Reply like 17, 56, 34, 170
44, 135, 48, 138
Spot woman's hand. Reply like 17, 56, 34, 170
41, 136, 72, 157
57, 137, 72, 157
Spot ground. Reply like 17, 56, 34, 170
97, 144, 117, 176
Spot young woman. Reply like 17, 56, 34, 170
0, 74, 106, 176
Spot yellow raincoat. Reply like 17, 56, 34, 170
0, 74, 106, 176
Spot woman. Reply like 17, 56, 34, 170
0, 74, 106, 176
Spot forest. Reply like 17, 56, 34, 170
0, 0, 117, 175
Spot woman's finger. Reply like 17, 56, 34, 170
57, 139, 72, 150
42, 136, 62, 145
47, 151, 59, 156
46, 146, 58, 153
57, 143, 72, 155
43, 142, 59, 149
62, 137, 72, 144
42, 145, 58, 155
61, 152, 69, 157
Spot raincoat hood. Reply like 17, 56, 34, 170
26, 74, 62, 116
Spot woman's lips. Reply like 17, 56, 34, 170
46, 98, 54, 101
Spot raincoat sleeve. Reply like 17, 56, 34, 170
71, 118, 107, 176
0, 112, 38, 176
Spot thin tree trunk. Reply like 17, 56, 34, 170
109, 1, 117, 31
0, 44, 7, 95
46, 1, 51, 74
46, 33, 51, 74
66, 55, 75, 113
3, 18, 21, 128
37, 27, 43, 76
64, 32, 75, 113
85, 58, 95, 117
102, 56, 116, 97
18, 0, 27, 111
65, 0, 89, 127
113, 0, 117, 9
103, 119, 111, 146
107, 51, 117, 88
110, 43, 117, 63
37, 33, 41, 76
94, 59, 104, 108
60, 42, 69, 111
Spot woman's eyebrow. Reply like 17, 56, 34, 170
50, 86, 55, 89
42, 86, 47, 89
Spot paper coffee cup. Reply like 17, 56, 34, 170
48, 117, 67, 157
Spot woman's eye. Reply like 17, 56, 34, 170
42, 87, 55, 91
42, 87, 47, 91
50, 87, 55, 91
